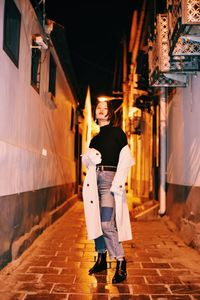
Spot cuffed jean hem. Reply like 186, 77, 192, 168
95, 235, 107, 253
97, 249, 107, 254
116, 256, 124, 260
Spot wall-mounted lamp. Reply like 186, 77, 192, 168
45, 19, 54, 36
31, 35, 48, 50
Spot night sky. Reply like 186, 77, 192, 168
45, 0, 143, 104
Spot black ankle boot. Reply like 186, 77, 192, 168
89, 252, 107, 275
112, 258, 127, 284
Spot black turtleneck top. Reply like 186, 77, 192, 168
89, 124, 127, 167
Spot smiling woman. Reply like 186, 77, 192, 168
81, 99, 135, 283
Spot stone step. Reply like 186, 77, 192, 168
131, 201, 160, 221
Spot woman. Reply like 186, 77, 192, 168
82, 100, 135, 284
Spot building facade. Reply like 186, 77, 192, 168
126, 0, 200, 250
0, 0, 79, 268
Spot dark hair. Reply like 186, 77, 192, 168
93, 100, 115, 125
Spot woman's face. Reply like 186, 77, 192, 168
95, 101, 109, 121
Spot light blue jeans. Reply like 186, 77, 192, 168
94, 170, 124, 260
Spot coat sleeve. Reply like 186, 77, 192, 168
81, 148, 102, 168
110, 167, 130, 196
110, 145, 135, 196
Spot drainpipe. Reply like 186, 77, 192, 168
159, 87, 167, 215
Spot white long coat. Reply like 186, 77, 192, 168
82, 145, 135, 242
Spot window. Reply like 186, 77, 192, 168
31, 43, 41, 92
48, 54, 56, 96
70, 106, 75, 131
3, 0, 21, 67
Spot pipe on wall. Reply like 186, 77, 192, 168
159, 87, 167, 215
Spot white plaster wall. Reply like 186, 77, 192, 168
167, 74, 200, 186
0, 0, 76, 196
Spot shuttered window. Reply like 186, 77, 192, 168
3, 0, 21, 67
31, 44, 41, 92
48, 54, 56, 96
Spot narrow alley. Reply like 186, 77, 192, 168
1, 199, 200, 300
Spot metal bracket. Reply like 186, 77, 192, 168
163, 73, 188, 83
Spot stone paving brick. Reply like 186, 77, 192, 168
24, 295, 67, 300
145, 275, 182, 284
151, 296, 191, 299
15, 282, 53, 293
180, 276, 200, 284
159, 270, 194, 276
1, 201, 200, 300
26, 267, 60, 274
68, 295, 109, 300
40, 274, 75, 283
19, 259, 52, 269
141, 263, 171, 269
169, 284, 200, 294
50, 261, 81, 269
10, 273, 41, 282
128, 269, 159, 275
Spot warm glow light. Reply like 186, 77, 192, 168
133, 107, 139, 113
97, 96, 123, 102
97, 96, 113, 102
128, 107, 140, 118
91, 120, 100, 135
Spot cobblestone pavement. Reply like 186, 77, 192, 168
1, 200, 200, 300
